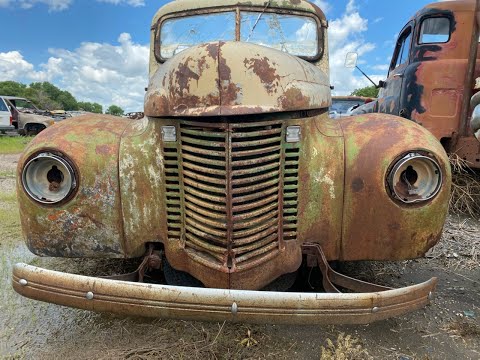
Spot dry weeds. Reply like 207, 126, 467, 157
449, 154, 480, 220
320, 333, 372, 360
444, 319, 480, 338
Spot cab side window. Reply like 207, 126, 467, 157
391, 27, 412, 72
419, 17, 451, 44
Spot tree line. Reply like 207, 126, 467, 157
0, 81, 125, 116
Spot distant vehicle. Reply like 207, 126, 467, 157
67, 111, 89, 118
124, 112, 145, 120
1, 96, 54, 136
329, 96, 374, 118
0, 96, 14, 133
348, 0, 480, 166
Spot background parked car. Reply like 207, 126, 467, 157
1, 96, 54, 136
329, 96, 374, 118
0, 96, 14, 133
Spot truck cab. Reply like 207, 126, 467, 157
376, 0, 480, 166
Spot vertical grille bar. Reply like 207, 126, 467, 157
283, 144, 300, 241
163, 142, 182, 241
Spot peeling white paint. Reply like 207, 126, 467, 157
313, 168, 336, 199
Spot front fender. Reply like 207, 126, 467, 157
17, 115, 130, 258
339, 113, 451, 261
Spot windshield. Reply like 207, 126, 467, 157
241, 12, 317, 56
160, 10, 319, 59
161, 12, 236, 58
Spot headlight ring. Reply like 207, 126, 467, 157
387, 152, 442, 204
22, 152, 77, 205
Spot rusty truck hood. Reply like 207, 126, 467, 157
145, 41, 331, 117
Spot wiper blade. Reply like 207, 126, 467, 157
245, 0, 271, 42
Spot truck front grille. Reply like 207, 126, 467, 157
164, 118, 299, 271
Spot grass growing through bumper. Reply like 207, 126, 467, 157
0, 136, 32, 155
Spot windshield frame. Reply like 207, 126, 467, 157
154, 6, 324, 63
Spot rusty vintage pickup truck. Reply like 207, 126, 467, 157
356, 0, 480, 162
13, 0, 451, 324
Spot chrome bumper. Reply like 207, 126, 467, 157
12, 263, 436, 325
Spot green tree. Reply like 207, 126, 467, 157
350, 86, 379, 98
57, 91, 78, 110
106, 105, 124, 116
24, 88, 62, 110
0, 81, 27, 97
28, 82, 78, 110
78, 101, 103, 114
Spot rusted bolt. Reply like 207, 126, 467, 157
372, 306, 379, 313
231, 302, 238, 315
86, 291, 94, 300
19, 279, 28, 286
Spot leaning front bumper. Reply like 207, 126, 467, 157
13, 263, 436, 325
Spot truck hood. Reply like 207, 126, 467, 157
145, 41, 331, 117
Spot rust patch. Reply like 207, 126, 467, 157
218, 43, 241, 106
95, 144, 115, 155
175, 59, 200, 92
351, 177, 364, 192
203, 42, 220, 60
244, 57, 280, 94
279, 87, 311, 110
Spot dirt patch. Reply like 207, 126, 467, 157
1, 154, 479, 360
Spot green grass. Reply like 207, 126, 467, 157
0, 136, 33, 155
0, 190, 22, 245
0, 170, 15, 178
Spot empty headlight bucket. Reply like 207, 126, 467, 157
387, 152, 442, 204
22, 152, 77, 204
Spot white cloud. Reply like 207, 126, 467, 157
0, 0, 72, 11
0, 0, 144, 11
0, 34, 149, 112
312, 0, 331, 14
0, 51, 36, 80
97, 0, 144, 6
326, 0, 384, 95
371, 64, 389, 72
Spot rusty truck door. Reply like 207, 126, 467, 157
378, 22, 414, 117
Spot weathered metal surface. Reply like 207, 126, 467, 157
119, 117, 168, 258
339, 113, 451, 261
17, 115, 130, 258
375, 0, 480, 167
12, 262, 437, 325
145, 41, 331, 117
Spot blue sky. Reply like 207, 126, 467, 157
0, 0, 439, 111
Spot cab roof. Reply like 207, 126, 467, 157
421, 0, 477, 14
151, 0, 327, 27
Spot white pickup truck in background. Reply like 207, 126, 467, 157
0, 96, 14, 133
